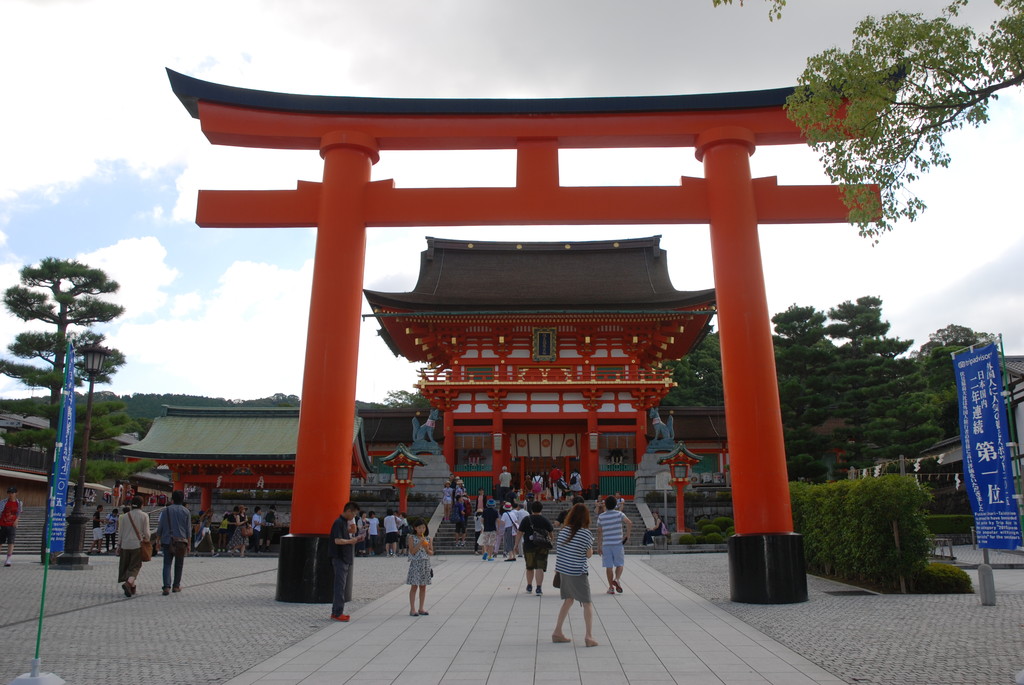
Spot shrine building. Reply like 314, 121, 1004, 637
364, 235, 721, 498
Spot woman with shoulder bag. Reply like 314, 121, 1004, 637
116, 496, 150, 598
551, 503, 597, 647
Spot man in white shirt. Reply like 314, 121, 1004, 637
497, 466, 512, 503
383, 509, 400, 557
367, 511, 380, 556
596, 495, 633, 595
512, 501, 529, 556
249, 507, 263, 554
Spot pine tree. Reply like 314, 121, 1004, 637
1, 258, 125, 405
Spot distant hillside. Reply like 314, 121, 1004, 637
103, 392, 385, 419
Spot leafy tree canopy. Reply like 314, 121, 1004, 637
785, 0, 1024, 237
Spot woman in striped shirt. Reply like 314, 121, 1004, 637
552, 503, 598, 647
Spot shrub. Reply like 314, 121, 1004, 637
700, 524, 722, 535
925, 515, 974, 535
725, 527, 735, 536
790, 476, 931, 591
713, 516, 734, 529
715, 490, 733, 501
913, 563, 973, 594
695, 518, 713, 530
703, 532, 725, 544
677, 534, 697, 545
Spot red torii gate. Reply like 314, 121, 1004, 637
168, 69, 878, 604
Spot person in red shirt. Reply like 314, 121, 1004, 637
2, 486, 23, 566
550, 467, 563, 501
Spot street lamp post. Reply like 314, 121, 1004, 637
657, 444, 701, 534
56, 343, 111, 570
381, 445, 426, 514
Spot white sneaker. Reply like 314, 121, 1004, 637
4, 559, 10, 567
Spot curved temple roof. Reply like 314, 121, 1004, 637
363, 236, 715, 312
167, 68, 792, 120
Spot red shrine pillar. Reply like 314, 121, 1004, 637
696, 126, 807, 604
200, 485, 212, 514
277, 131, 378, 603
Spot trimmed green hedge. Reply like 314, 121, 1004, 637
913, 562, 973, 594
925, 515, 974, 535
790, 476, 931, 591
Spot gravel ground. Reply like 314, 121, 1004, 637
644, 553, 1024, 685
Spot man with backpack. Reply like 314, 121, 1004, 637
568, 470, 583, 497
515, 500, 554, 596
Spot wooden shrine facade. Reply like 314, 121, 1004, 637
365, 236, 719, 496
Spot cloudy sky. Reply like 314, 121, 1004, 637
0, 0, 1020, 403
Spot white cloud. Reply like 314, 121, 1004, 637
1, 0, 1022, 404
78, 237, 179, 321
107, 259, 313, 399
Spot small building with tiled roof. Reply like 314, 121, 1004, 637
121, 406, 371, 512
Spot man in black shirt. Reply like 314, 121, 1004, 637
329, 502, 365, 622
515, 500, 554, 596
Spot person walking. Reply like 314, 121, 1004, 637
157, 490, 191, 595
450, 495, 468, 547
104, 506, 119, 553
1, 486, 22, 566
441, 481, 454, 521
216, 511, 231, 553
261, 505, 276, 552
116, 496, 150, 597
568, 469, 583, 498
479, 498, 499, 561
549, 466, 563, 501
497, 466, 512, 503
551, 503, 597, 647
227, 506, 249, 557
405, 517, 433, 616
515, 500, 554, 596
383, 509, 400, 557
596, 495, 633, 594
370, 507, 382, 557
329, 502, 365, 622
88, 505, 105, 554
500, 502, 519, 562
249, 506, 263, 554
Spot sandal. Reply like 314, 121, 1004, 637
551, 634, 571, 643
410, 611, 419, 616
418, 610, 429, 616
585, 638, 599, 647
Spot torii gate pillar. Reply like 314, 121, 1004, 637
699, 127, 805, 603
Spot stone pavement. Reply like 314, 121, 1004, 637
221, 553, 841, 685
649, 546, 1024, 685
2, 546, 1022, 684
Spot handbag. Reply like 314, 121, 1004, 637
127, 511, 152, 562
552, 571, 561, 588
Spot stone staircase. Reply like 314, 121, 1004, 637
7, 506, 166, 558
430, 498, 659, 556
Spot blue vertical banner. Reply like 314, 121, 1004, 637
48, 344, 76, 553
953, 343, 1022, 550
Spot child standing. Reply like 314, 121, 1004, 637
406, 518, 433, 616
473, 510, 484, 554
